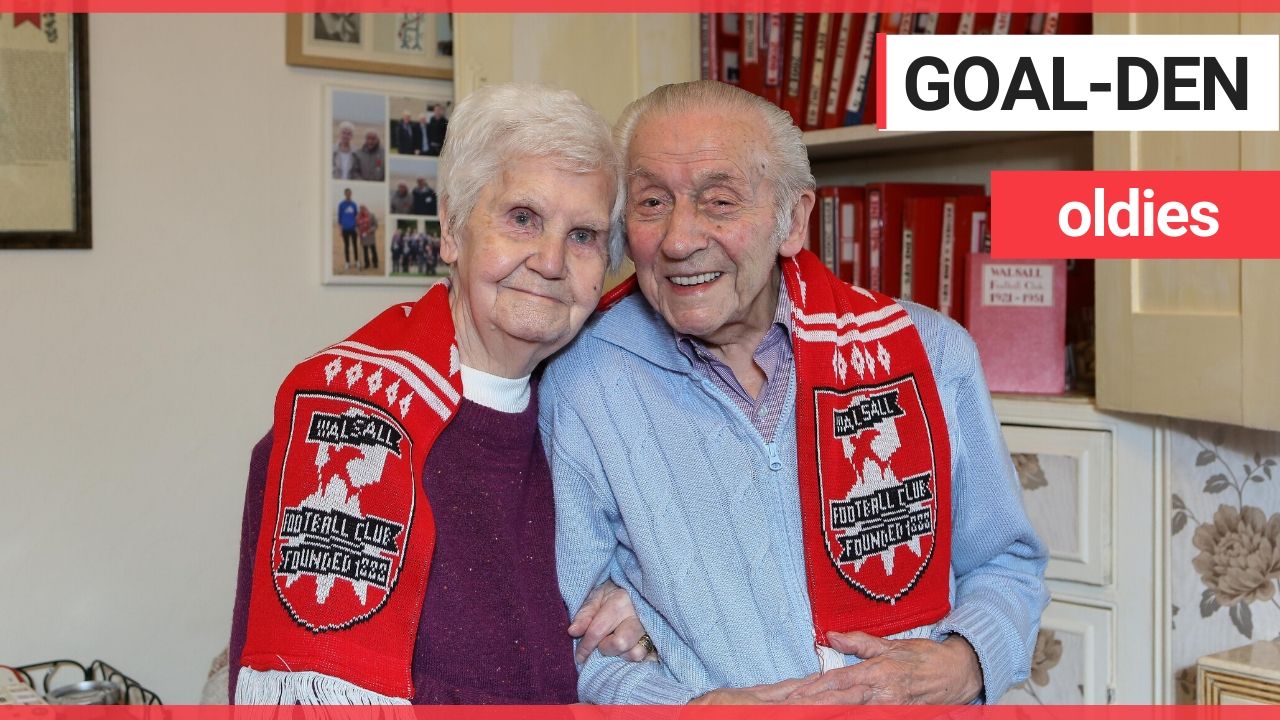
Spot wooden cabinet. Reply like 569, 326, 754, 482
452, 14, 698, 124
1198, 641, 1280, 704
1093, 13, 1280, 432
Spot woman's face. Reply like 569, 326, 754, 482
443, 157, 612, 363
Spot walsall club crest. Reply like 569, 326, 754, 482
813, 375, 939, 602
271, 392, 414, 632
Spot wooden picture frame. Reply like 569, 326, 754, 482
0, 14, 91, 250
286, 14, 453, 80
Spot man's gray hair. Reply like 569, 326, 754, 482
614, 80, 815, 244
437, 83, 625, 270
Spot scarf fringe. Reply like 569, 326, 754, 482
235, 668, 410, 705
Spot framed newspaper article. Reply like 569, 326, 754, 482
287, 14, 453, 80
0, 13, 91, 249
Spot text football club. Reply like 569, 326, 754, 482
814, 377, 939, 602
270, 392, 415, 632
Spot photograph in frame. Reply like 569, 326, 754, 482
326, 85, 451, 285
0, 13, 91, 249
288, 14, 452, 80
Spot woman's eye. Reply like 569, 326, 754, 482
510, 209, 536, 227
569, 229, 596, 245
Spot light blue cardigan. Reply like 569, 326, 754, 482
540, 291, 1048, 705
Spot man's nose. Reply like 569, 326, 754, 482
659, 201, 710, 261
527, 232, 566, 279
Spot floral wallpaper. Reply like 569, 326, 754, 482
1168, 419, 1280, 703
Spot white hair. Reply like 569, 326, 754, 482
614, 80, 815, 244
436, 83, 624, 270
338, 120, 354, 133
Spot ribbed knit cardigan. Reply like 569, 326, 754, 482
539, 292, 1049, 705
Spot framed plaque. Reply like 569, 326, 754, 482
0, 13, 91, 249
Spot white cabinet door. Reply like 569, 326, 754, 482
1001, 599, 1115, 705
1003, 425, 1113, 586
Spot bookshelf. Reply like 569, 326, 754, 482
804, 126, 1089, 162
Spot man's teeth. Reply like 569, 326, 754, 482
670, 272, 722, 287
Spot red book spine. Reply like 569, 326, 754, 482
932, 13, 961, 35
763, 13, 785, 105
804, 13, 835, 130
822, 14, 860, 129
842, 12, 880, 125
837, 186, 865, 286
738, 13, 762, 96
867, 188, 884, 292
940, 196, 990, 326
901, 196, 944, 309
819, 188, 839, 275
993, 13, 1031, 35
782, 14, 814, 127
718, 14, 742, 86
959, 13, 995, 34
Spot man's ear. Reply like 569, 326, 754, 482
439, 200, 460, 265
778, 189, 817, 259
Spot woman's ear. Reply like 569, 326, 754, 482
439, 199, 460, 265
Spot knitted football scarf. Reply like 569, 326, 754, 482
238, 282, 462, 703
784, 249, 952, 645
600, 249, 952, 646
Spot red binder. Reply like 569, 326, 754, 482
866, 182, 985, 299
901, 196, 945, 309
939, 195, 990, 326
781, 14, 816, 127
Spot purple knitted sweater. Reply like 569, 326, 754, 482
229, 394, 578, 704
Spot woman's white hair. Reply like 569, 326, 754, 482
614, 80, 815, 245
437, 83, 625, 270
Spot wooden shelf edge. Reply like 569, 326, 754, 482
804, 126, 1090, 161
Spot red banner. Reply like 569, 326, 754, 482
992, 170, 1280, 259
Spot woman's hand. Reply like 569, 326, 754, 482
568, 579, 657, 664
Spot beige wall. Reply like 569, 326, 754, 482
0, 14, 449, 702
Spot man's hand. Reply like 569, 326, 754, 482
785, 632, 983, 705
568, 579, 656, 664
689, 676, 818, 705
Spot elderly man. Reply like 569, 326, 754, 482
354, 130, 385, 181
541, 80, 1048, 705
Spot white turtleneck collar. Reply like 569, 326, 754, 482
459, 363, 531, 414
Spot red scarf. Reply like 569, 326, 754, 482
785, 249, 952, 644
601, 249, 952, 645
239, 283, 461, 700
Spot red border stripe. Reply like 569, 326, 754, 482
7, 1, 1280, 12
875, 31, 887, 131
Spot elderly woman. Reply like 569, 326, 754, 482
229, 83, 642, 704
356, 204, 379, 270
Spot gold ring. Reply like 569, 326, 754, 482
637, 634, 656, 657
